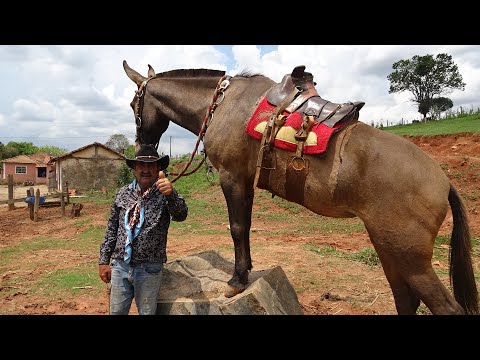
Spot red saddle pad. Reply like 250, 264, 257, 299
245, 97, 347, 155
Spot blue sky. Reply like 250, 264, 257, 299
0, 45, 478, 156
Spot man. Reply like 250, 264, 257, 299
98, 144, 188, 315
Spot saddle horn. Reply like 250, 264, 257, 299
291, 65, 306, 78
291, 65, 316, 90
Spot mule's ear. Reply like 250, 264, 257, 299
123, 60, 147, 86
147, 64, 156, 78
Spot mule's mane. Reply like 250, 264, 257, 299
154, 68, 264, 79
235, 69, 263, 78
155, 69, 226, 78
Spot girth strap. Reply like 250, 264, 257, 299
253, 86, 300, 189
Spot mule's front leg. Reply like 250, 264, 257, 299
220, 173, 254, 298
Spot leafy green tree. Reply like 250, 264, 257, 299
0, 145, 18, 160
6, 141, 38, 155
116, 144, 136, 187
430, 97, 454, 120
124, 144, 136, 159
105, 134, 130, 154
37, 145, 68, 156
0, 142, 68, 160
387, 53, 465, 121
117, 163, 135, 187
0, 141, 37, 160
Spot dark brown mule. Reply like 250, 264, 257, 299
123, 60, 478, 315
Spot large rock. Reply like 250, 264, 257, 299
156, 250, 303, 315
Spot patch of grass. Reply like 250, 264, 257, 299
0, 232, 103, 302
170, 221, 228, 236
449, 172, 465, 179
463, 193, 479, 201
416, 303, 432, 315
253, 212, 365, 235
174, 222, 230, 236
433, 268, 449, 277
254, 211, 289, 222
74, 192, 115, 205
0, 237, 67, 266
304, 243, 380, 267
171, 163, 219, 197
215, 243, 235, 252
78, 226, 106, 241
382, 114, 480, 136
432, 236, 480, 279
304, 244, 346, 261
439, 163, 451, 174
185, 198, 226, 219
34, 265, 104, 297
271, 196, 304, 214
472, 237, 480, 248
349, 248, 380, 267
435, 235, 451, 246
432, 249, 449, 264
433, 238, 451, 263
301, 217, 366, 235
73, 217, 94, 226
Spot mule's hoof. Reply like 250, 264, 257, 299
224, 284, 246, 298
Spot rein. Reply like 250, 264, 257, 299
134, 76, 158, 149
168, 74, 231, 183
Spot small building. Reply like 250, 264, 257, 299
51, 142, 126, 193
1, 152, 53, 185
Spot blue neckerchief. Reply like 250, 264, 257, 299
123, 179, 146, 263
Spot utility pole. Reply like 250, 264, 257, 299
169, 136, 172, 158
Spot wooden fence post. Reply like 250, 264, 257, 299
34, 188, 40, 222
27, 188, 34, 220
66, 181, 70, 204
7, 174, 14, 211
61, 192, 65, 216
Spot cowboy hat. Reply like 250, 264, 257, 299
125, 144, 169, 170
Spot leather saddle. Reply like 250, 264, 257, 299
266, 65, 365, 128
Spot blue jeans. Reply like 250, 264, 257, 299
110, 259, 164, 315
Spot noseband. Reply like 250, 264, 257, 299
134, 75, 158, 149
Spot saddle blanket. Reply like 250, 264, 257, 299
245, 97, 348, 155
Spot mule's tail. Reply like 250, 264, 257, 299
448, 184, 479, 315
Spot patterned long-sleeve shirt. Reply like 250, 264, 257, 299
99, 184, 188, 265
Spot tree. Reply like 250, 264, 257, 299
6, 141, 38, 155
37, 145, 68, 156
430, 97, 454, 120
0, 141, 38, 160
124, 144, 136, 159
105, 134, 130, 154
0, 145, 18, 160
387, 53, 465, 121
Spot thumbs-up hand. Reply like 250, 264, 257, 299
156, 170, 173, 195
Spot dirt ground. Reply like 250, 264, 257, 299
0, 132, 479, 315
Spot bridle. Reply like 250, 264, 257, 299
133, 73, 231, 183
168, 74, 230, 182
133, 75, 158, 149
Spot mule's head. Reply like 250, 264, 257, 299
123, 60, 169, 151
